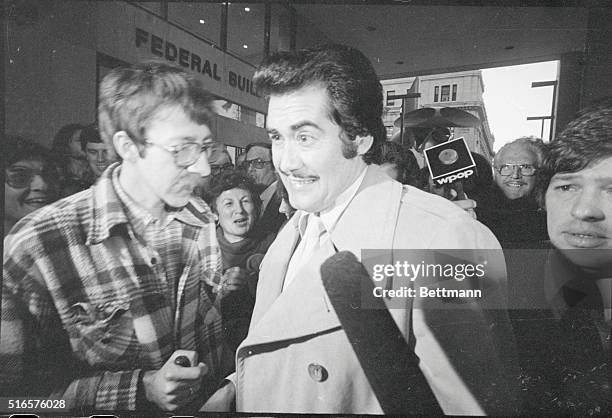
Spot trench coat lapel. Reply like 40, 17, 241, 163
249, 214, 301, 328
242, 236, 341, 346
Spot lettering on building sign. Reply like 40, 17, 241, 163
135, 28, 259, 97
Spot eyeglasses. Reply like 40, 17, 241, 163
210, 163, 234, 176
496, 164, 537, 176
145, 140, 215, 167
5, 166, 60, 189
244, 158, 272, 169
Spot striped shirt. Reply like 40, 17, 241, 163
1, 163, 232, 411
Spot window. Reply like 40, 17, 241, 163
214, 100, 265, 128
270, 3, 293, 54
452, 84, 457, 101
386, 90, 395, 106
440, 85, 450, 102
434, 86, 439, 102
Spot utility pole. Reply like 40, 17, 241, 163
387, 93, 421, 146
527, 80, 557, 141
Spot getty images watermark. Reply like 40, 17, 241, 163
361, 249, 507, 309
371, 259, 487, 299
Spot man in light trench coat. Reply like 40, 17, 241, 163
204, 44, 519, 415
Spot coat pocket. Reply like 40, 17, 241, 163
67, 300, 140, 369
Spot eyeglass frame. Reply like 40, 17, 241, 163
5, 165, 61, 189
495, 163, 537, 177
244, 158, 272, 170
210, 162, 235, 175
144, 139, 216, 167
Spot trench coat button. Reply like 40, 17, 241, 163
307, 363, 328, 382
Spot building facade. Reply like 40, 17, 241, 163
382, 71, 495, 160
5, 0, 333, 157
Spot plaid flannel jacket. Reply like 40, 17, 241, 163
1, 164, 232, 411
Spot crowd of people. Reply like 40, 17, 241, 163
2, 44, 610, 415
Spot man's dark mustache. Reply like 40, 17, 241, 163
278, 170, 319, 180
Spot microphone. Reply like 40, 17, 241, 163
245, 253, 265, 273
320, 251, 442, 414
174, 355, 191, 367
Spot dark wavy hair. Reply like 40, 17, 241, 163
378, 141, 420, 186
7, 136, 57, 168
79, 123, 103, 152
206, 169, 263, 218
98, 61, 216, 151
253, 44, 385, 164
537, 97, 612, 207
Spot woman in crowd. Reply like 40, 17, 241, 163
4, 137, 61, 236
51, 123, 94, 196
207, 170, 276, 351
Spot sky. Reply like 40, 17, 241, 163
482, 61, 559, 151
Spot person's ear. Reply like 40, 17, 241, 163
355, 135, 373, 156
113, 131, 140, 162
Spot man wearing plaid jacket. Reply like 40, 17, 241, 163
1, 62, 234, 412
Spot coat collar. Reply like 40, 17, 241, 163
86, 163, 215, 245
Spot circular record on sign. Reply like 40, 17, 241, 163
439, 149, 459, 165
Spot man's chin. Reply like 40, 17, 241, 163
502, 189, 527, 200
558, 247, 612, 272
289, 197, 328, 214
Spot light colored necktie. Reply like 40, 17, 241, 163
283, 215, 328, 291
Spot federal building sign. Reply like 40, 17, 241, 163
135, 28, 260, 99
96, 2, 268, 113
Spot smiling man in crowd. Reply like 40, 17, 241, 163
478, 136, 549, 247
80, 123, 117, 180
494, 137, 542, 201
204, 44, 518, 414
1, 62, 234, 413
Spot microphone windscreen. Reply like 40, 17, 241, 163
320, 251, 386, 310
319, 251, 442, 414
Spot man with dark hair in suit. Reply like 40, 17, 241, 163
244, 141, 286, 233
204, 44, 518, 414
509, 97, 612, 414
